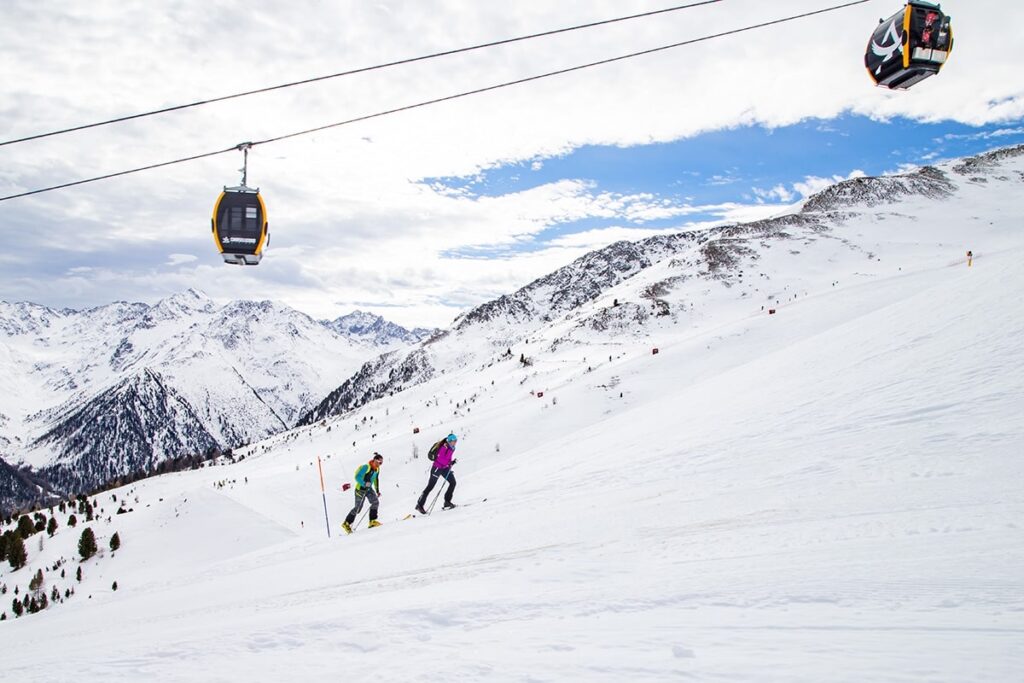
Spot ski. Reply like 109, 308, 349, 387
441, 497, 488, 510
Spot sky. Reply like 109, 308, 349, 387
1, 0, 1022, 328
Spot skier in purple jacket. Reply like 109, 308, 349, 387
415, 433, 458, 514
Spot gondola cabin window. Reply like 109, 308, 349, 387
228, 206, 259, 233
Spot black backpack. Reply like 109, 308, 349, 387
427, 439, 446, 461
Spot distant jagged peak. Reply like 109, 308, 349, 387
324, 310, 435, 346
0, 299, 64, 336
801, 165, 957, 214
215, 299, 331, 337
331, 310, 382, 330
154, 288, 216, 314
801, 144, 1024, 215
952, 143, 1024, 177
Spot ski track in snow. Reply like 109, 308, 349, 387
2, 160, 1024, 681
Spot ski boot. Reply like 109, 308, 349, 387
368, 519, 382, 529
415, 502, 427, 515
442, 501, 457, 510
341, 521, 352, 535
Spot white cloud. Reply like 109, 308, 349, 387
793, 170, 866, 199
167, 253, 198, 266
546, 226, 682, 250
752, 184, 796, 203
708, 174, 740, 186
750, 170, 867, 208
940, 127, 1024, 142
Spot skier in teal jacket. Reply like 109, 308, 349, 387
342, 453, 383, 534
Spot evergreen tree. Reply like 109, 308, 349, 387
12, 598, 23, 617
29, 569, 43, 592
46, 517, 58, 537
1, 612, 5, 620
7, 534, 27, 571
51, 586, 59, 603
0, 531, 8, 562
78, 527, 98, 561
111, 581, 118, 591
109, 532, 121, 552
16, 515, 35, 539
76, 566, 82, 582
67, 514, 77, 528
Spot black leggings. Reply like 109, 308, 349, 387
417, 467, 456, 506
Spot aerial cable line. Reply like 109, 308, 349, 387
0, 1, 725, 148
0, 0, 872, 203
254, 0, 873, 148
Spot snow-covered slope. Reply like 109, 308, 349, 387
301, 147, 1024, 427
0, 291, 421, 502
0, 146, 1021, 681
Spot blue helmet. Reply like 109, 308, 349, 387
446, 433, 458, 443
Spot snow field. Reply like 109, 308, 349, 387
2, 240, 1021, 681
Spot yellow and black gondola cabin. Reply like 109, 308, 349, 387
211, 187, 268, 266
865, 1, 953, 90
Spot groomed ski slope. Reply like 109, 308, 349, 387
4, 255, 1023, 679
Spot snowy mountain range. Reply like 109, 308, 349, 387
1, 145, 1022, 681
0, 293, 433, 510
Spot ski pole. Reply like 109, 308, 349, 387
426, 468, 453, 514
317, 456, 331, 538
355, 504, 371, 529
353, 488, 376, 530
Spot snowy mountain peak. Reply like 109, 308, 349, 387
324, 310, 435, 346
802, 144, 1024, 214
331, 310, 380, 330
152, 288, 217, 318
802, 165, 956, 213
0, 300, 62, 337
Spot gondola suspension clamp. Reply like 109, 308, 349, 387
234, 142, 254, 190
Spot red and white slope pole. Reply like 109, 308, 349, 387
317, 456, 331, 538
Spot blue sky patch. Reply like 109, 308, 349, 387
428, 113, 1024, 205
427, 114, 1024, 256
